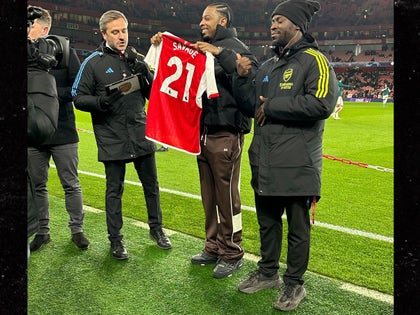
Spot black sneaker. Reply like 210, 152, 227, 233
273, 284, 306, 311
110, 240, 128, 260
238, 270, 281, 293
156, 146, 168, 152
191, 252, 219, 265
71, 232, 90, 250
213, 259, 243, 279
149, 228, 172, 249
30, 234, 51, 252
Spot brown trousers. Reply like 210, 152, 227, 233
197, 130, 244, 263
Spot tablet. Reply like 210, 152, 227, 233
105, 75, 140, 95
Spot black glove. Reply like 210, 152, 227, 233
133, 60, 149, 76
98, 90, 122, 110
124, 46, 154, 86
134, 61, 154, 84
124, 46, 149, 75
134, 61, 154, 90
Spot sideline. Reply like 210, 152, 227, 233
83, 204, 394, 305
64, 166, 393, 244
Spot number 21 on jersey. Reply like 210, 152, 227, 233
160, 56, 195, 103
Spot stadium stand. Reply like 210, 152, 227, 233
28, 0, 393, 98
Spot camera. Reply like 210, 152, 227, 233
27, 6, 70, 70
28, 35, 70, 70
43, 35, 70, 69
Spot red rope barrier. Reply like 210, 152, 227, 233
322, 154, 392, 172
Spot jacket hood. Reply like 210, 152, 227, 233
202, 25, 237, 44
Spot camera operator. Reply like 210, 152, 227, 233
27, 5, 58, 257
27, 5, 90, 252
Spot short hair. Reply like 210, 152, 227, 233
29, 5, 51, 28
207, 2, 233, 27
99, 10, 128, 32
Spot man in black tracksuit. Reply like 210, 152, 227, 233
71, 10, 171, 260
233, 0, 338, 311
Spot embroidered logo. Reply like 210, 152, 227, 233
262, 75, 269, 83
280, 68, 294, 90
105, 67, 114, 74
283, 68, 293, 82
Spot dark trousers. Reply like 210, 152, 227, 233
27, 143, 84, 235
255, 194, 311, 285
104, 153, 162, 242
197, 131, 244, 263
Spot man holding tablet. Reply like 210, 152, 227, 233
72, 10, 172, 260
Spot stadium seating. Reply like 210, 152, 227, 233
29, 0, 393, 92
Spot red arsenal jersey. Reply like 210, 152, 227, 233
145, 32, 218, 155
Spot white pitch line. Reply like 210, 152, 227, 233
82, 204, 393, 305
340, 283, 394, 305
52, 166, 393, 244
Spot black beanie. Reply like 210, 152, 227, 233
271, 0, 320, 33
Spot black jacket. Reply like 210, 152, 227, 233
46, 47, 80, 145
201, 25, 258, 134
233, 34, 338, 197
71, 43, 155, 161
36, 47, 81, 147
27, 69, 59, 147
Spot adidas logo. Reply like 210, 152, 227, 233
262, 75, 269, 83
105, 68, 114, 74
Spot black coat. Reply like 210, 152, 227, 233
201, 25, 258, 134
43, 47, 81, 146
233, 34, 338, 197
72, 43, 155, 161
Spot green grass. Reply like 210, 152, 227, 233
29, 102, 393, 314
29, 197, 393, 315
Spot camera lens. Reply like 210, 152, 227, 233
45, 38, 61, 58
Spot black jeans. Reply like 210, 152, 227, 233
28, 143, 84, 235
104, 153, 162, 242
255, 194, 311, 285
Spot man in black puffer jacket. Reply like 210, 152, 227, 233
233, 0, 338, 311
72, 10, 171, 260
192, 3, 259, 279
150, 2, 258, 279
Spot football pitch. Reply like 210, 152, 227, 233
28, 102, 393, 314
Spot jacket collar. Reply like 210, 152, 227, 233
271, 33, 318, 59
203, 25, 237, 44
98, 41, 121, 56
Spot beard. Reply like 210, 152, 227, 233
271, 34, 289, 49
201, 32, 211, 42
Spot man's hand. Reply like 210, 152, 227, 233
236, 53, 252, 77
98, 90, 122, 110
150, 32, 163, 46
194, 41, 221, 56
256, 96, 268, 126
